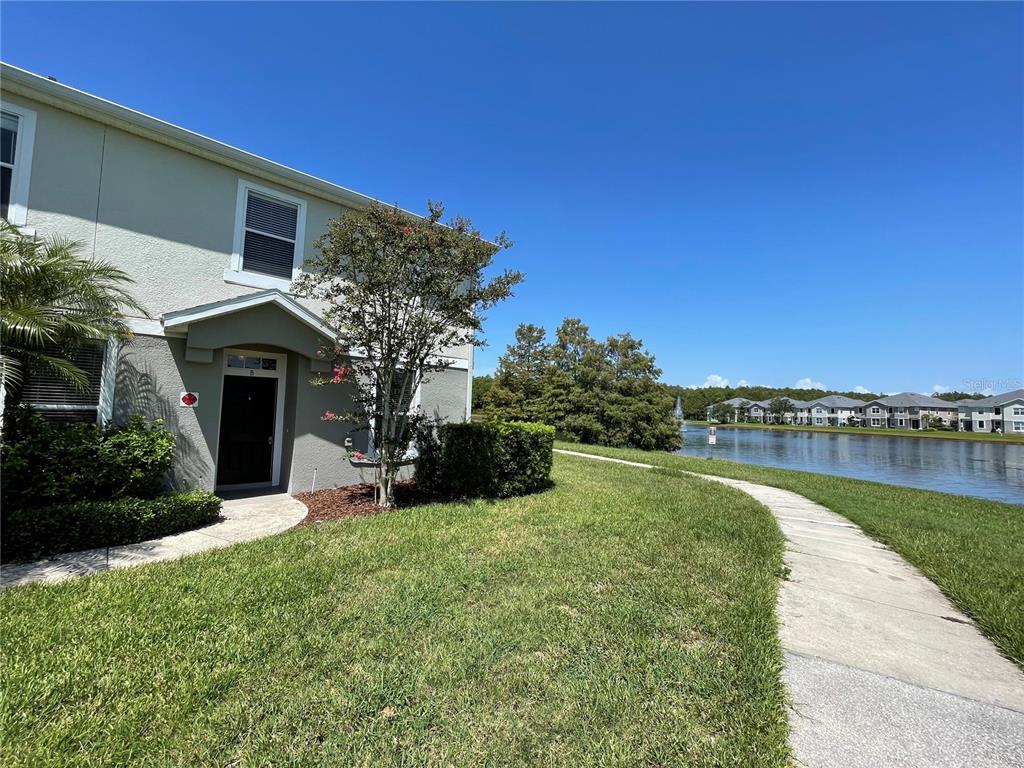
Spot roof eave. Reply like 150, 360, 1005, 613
0, 62, 418, 217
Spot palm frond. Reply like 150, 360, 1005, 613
1, 221, 144, 396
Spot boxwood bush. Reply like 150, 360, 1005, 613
1, 491, 222, 561
1, 407, 174, 512
417, 420, 555, 499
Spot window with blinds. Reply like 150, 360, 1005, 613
20, 343, 106, 422
242, 190, 299, 279
1, 110, 18, 221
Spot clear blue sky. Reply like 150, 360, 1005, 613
3, 2, 1021, 394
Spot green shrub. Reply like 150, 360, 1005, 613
1, 491, 222, 561
417, 420, 554, 499
1, 407, 174, 512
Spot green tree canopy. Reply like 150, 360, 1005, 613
294, 201, 522, 507
482, 318, 679, 451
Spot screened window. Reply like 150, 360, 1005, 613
1, 110, 18, 220
20, 343, 106, 422
241, 190, 299, 279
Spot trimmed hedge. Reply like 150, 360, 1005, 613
417, 420, 555, 499
1, 491, 222, 562
1, 407, 174, 513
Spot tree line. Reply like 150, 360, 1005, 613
475, 319, 681, 451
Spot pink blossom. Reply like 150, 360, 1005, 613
322, 410, 335, 420
331, 366, 347, 384
402, 225, 412, 236
353, 452, 365, 460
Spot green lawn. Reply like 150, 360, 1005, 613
0, 455, 789, 767
714, 422, 1024, 443
557, 441, 1024, 667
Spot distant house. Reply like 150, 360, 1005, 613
855, 393, 958, 430
705, 391, 974, 431
957, 390, 1024, 433
707, 397, 753, 422
740, 398, 802, 424
800, 396, 864, 427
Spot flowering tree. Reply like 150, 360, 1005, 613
293, 201, 522, 507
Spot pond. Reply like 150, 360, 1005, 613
676, 426, 1024, 504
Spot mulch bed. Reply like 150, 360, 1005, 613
294, 481, 438, 527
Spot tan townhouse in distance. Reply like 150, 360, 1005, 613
1, 63, 473, 493
854, 393, 959, 430
957, 389, 1024, 434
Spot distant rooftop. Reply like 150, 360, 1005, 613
868, 392, 958, 408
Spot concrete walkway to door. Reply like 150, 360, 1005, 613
1, 493, 306, 588
554, 448, 1024, 768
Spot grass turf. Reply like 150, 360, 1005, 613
557, 441, 1024, 667
713, 422, 1024, 442
0, 455, 789, 767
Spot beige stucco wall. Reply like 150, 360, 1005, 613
421, 368, 469, 424
113, 335, 222, 491
5, 91, 475, 362
7, 88, 475, 487
111, 334, 470, 493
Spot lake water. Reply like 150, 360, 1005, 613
676, 426, 1024, 504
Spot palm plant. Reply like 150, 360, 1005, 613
0, 221, 146, 395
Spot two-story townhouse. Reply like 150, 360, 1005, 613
747, 401, 767, 422
1, 63, 473, 493
803, 395, 864, 426
957, 390, 1024, 433
857, 393, 958, 430
705, 397, 752, 422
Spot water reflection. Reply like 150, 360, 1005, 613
677, 427, 1024, 504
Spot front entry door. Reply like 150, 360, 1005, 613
217, 375, 277, 486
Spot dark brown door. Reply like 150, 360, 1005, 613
217, 376, 277, 486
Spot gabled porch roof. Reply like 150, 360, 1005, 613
162, 289, 336, 339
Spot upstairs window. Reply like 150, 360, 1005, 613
243, 191, 298, 278
0, 104, 36, 225
1, 111, 17, 219
19, 343, 107, 422
228, 180, 306, 288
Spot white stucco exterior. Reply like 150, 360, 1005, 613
1, 63, 473, 492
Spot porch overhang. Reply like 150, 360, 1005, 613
161, 290, 336, 367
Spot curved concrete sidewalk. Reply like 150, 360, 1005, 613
1, 493, 306, 588
555, 448, 1024, 768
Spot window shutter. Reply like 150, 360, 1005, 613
242, 231, 297, 279
245, 192, 298, 240
242, 191, 298, 279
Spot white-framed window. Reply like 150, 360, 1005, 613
814, 417, 824, 425
978, 421, 985, 430
1012, 421, 1024, 433
1012, 407, 1024, 416
870, 418, 881, 427
897, 418, 905, 427
225, 179, 307, 290
870, 406, 880, 414
18, 342, 116, 424
0, 103, 37, 226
